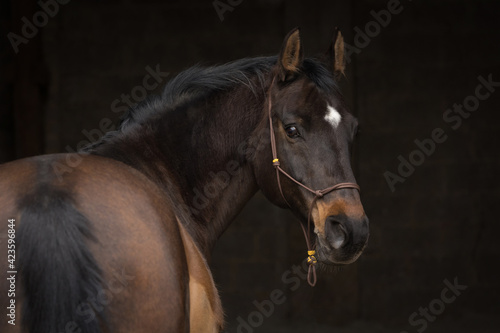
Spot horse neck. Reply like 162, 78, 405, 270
172, 86, 267, 256
96, 82, 268, 257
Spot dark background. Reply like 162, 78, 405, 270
1, 0, 499, 332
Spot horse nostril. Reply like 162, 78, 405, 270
325, 219, 347, 250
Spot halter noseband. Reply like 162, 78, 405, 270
267, 76, 360, 286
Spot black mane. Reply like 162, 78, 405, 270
117, 56, 276, 131
82, 56, 338, 152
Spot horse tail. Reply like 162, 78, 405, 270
18, 187, 104, 333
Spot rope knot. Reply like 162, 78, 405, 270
306, 250, 317, 266
314, 190, 324, 197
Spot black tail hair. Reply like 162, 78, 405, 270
18, 186, 104, 333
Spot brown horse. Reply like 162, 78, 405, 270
0, 28, 369, 333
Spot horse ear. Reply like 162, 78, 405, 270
277, 27, 304, 82
326, 28, 346, 79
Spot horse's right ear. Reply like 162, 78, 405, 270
325, 28, 346, 80
277, 27, 304, 82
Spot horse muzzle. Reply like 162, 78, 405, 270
316, 213, 369, 265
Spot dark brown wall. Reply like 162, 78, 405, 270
355, 1, 500, 328
2, 0, 499, 332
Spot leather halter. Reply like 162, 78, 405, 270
266, 76, 360, 286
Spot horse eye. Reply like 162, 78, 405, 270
285, 125, 300, 138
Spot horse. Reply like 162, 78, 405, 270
0, 28, 369, 333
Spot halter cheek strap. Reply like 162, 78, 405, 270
267, 76, 360, 287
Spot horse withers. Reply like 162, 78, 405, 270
0, 28, 369, 332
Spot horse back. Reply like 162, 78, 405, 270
0, 154, 193, 332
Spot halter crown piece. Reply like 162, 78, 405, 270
267, 76, 360, 287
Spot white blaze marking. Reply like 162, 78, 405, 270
325, 104, 341, 128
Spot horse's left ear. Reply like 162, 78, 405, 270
326, 28, 346, 79
277, 27, 304, 82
